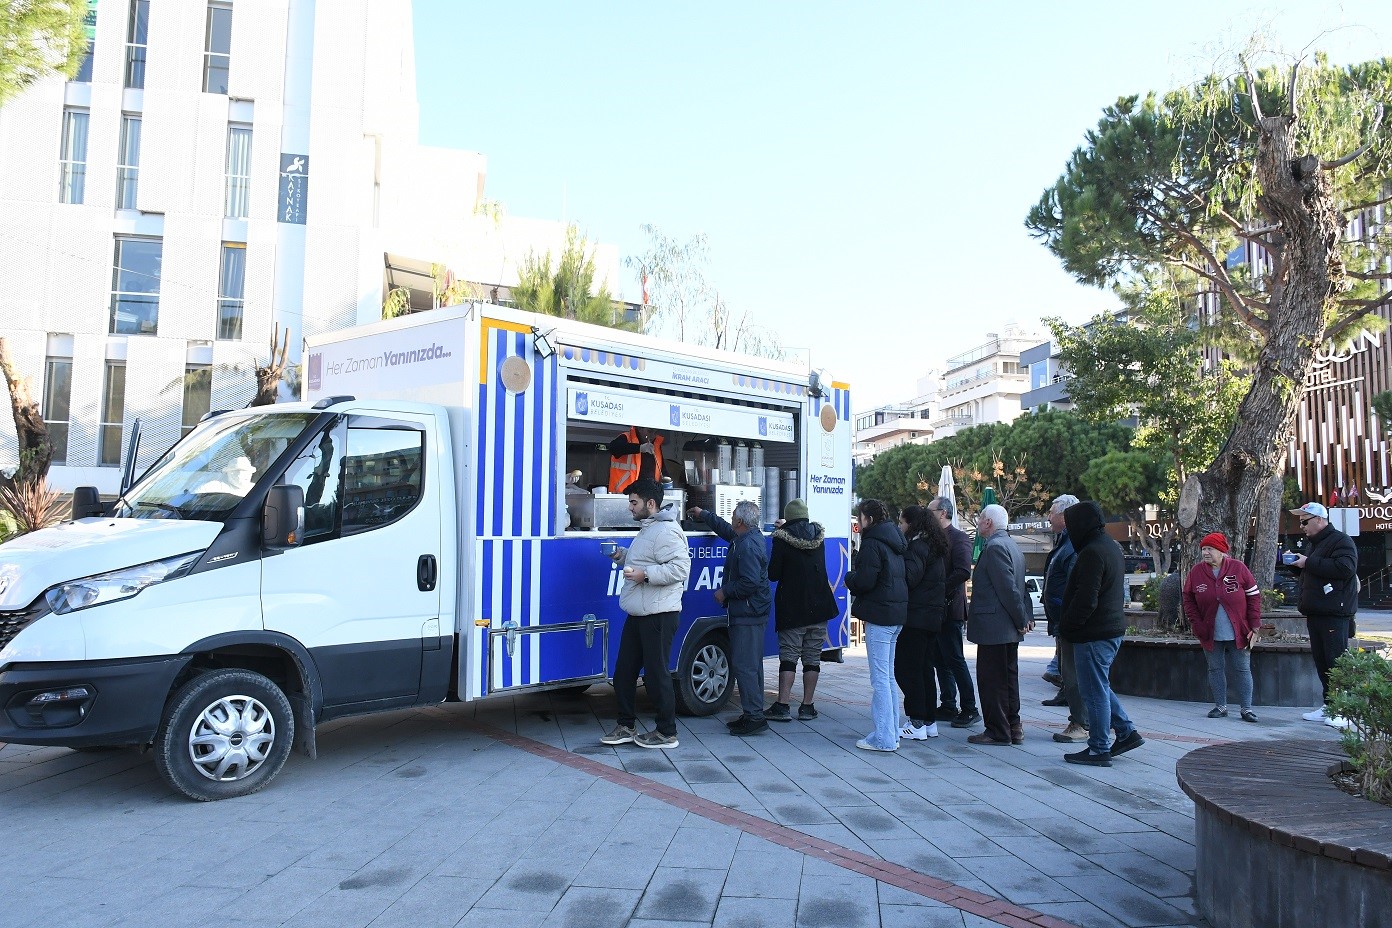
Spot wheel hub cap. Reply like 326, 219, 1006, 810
188, 694, 275, 782
692, 644, 730, 704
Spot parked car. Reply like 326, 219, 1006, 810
1025, 575, 1045, 616
1273, 569, 1300, 605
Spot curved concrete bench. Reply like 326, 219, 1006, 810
1176, 739, 1392, 928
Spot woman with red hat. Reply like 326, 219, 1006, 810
1181, 533, 1263, 721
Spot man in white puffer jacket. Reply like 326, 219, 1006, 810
600, 478, 691, 750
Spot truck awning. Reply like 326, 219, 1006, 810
566, 387, 795, 443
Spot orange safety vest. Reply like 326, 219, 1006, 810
608, 428, 664, 493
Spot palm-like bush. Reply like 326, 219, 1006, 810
0, 477, 67, 536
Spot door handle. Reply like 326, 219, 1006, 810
417, 554, 437, 591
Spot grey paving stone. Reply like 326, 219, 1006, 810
472, 864, 575, 912
1089, 851, 1194, 898
879, 902, 968, 927
453, 910, 546, 928
658, 825, 740, 870
540, 886, 642, 928
713, 895, 798, 928
1054, 871, 1195, 928
954, 854, 1080, 905
363, 875, 492, 928
793, 888, 878, 928
634, 866, 726, 921
572, 841, 667, 890
720, 849, 803, 899
1028, 900, 1132, 928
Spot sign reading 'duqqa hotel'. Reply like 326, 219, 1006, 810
1292, 308, 1392, 533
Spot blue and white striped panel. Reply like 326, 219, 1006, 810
475, 538, 543, 692
810, 386, 852, 423
475, 325, 559, 538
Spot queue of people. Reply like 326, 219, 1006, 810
599, 488, 1356, 763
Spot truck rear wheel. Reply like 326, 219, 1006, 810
675, 632, 731, 716
154, 669, 294, 802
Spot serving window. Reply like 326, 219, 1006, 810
559, 376, 802, 533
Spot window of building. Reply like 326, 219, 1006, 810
124, 0, 149, 89
116, 114, 141, 209
109, 236, 162, 335
42, 358, 73, 464
181, 367, 211, 437
58, 107, 89, 204
100, 361, 126, 466
217, 243, 246, 339
203, 3, 232, 93
225, 124, 252, 218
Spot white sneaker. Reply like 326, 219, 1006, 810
1302, 708, 1327, 722
1325, 715, 1353, 730
900, 721, 939, 740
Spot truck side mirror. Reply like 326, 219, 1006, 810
262, 485, 305, 549
71, 486, 106, 519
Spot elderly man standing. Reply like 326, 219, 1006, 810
966, 504, 1033, 746
689, 500, 772, 736
1042, 495, 1089, 743
1059, 500, 1143, 766
1289, 502, 1360, 728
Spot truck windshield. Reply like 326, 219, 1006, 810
112, 412, 318, 522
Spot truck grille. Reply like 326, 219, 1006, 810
0, 601, 48, 652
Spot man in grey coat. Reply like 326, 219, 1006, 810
966, 504, 1034, 746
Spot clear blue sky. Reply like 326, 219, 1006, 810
413, 2, 1392, 411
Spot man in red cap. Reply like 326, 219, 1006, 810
1287, 502, 1359, 728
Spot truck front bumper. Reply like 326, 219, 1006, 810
0, 656, 189, 748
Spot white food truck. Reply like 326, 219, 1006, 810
0, 304, 853, 800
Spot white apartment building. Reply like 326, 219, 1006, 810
851, 371, 941, 467
0, 0, 616, 493
929, 324, 1040, 439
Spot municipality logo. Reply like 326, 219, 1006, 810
758, 416, 768, 436
576, 392, 589, 415
307, 353, 322, 391
670, 404, 681, 427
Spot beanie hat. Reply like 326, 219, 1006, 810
1199, 532, 1229, 554
784, 498, 809, 522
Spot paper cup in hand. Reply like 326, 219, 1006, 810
1282, 552, 1299, 565
600, 541, 618, 557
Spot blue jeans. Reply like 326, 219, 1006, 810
865, 622, 902, 749
1071, 637, 1135, 755
1204, 640, 1252, 710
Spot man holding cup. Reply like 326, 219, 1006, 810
1288, 502, 1360, 728
600, 479, 691, 749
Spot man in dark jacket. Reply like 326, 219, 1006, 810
690, 500, 772, 736
1042, 495, 1088, 743
766, 499, 839, 722
1059, 501, 1143, 766
1289, 502, 1360, 727
929, 497, 981, 728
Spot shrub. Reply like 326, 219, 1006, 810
0, 478, 67, 535
1328, 648, 1392, 805
1259, 587, 1285, 612
1141, 576, 1162, 611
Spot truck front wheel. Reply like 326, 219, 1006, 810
154, 669, 295, 801
674, 633, 731, 716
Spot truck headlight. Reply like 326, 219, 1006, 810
44, 551, 203, 615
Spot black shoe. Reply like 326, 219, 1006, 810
1042, 695, 1068, 707
934, 704, 959, 721
729, 716, 769, 736
1206, 706, 1228, 718
797, 703, 818, 721
1110, 730, 1144, 756
765, 702, 792, 722
1042, 672, 1063, 686
725, 713, 750, 730
950, 709, 981, 728
1064, 748, 1112, 767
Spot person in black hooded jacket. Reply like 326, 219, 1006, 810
765, 498, 840, 722
894, 504, 947, 740
1058, 501, 1142, 766
846, 499, 908, 751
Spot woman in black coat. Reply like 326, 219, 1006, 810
845, 499, 908, 751
895, 505, 948, 739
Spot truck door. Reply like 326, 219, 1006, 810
261, 412, 442, 712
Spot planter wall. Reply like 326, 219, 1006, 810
1110, 636, 1322, 707
1178, 740, 1392, 928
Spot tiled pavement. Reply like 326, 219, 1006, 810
0, 629, 1345, 928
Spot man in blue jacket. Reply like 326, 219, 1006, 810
689, 500, 772, 736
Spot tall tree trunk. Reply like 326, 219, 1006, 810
1177, 116, 1345, 576
0, 337, 52, 492
1251, 469, 1283, 589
